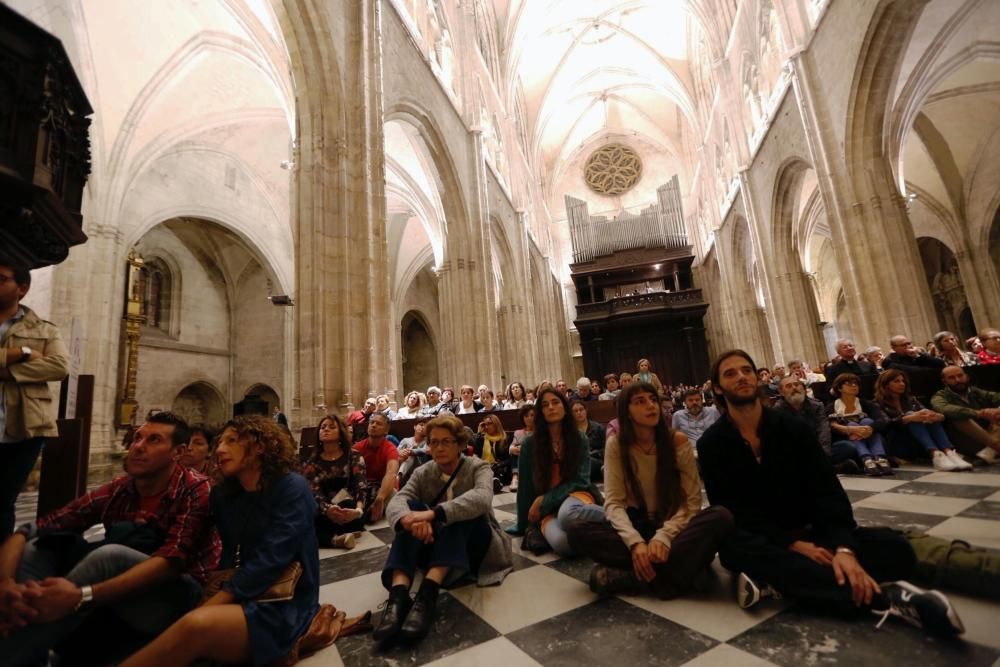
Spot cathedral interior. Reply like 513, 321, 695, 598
2, 0, 1000, 665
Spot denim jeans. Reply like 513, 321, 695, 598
842, 418, 886, 459
0, 541, 201, 666
906, 421, 952, 452
0, 437, 47, 535
542, 496, 606, 557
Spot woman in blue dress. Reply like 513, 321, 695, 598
122, 416, 320, 666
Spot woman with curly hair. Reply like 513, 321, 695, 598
503, 382, 528, 409
505, 388, 604, 556
302, 414, 369, 549
395, 391, 424, 419
934, 331, 978, 368
122, 416, 319, 667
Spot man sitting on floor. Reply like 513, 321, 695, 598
772, 375, 859, 475
698, 349, 963, 637
354, 412, 399, 522
0, 412, 220, 666
671, 388, 720, 447
931, 365, 1000, 465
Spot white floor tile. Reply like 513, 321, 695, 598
915, 472, 1000, 487
492, 492, 517, 506
319, 571, 388, 617
449, 565, 594, 634
423, 636, 543, 667
927, 517, 1000, 550
318, 529, 389, 559
940, 591, 1000, 650
492, 509, 516, 523
852, 492, 979, 517
296, 643, 346, 667
838, 477, 909, 492
679, 643, 779, 667
619, 563, 789, 643
987, 490, 1000, 502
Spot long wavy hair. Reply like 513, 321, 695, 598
875, 368, 910, 409
218, 415, 297, 495
616, 382, 683, 519
531, 387, 580, 492
312, 413, 351, 461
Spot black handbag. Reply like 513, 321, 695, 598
522, 524, 551, 555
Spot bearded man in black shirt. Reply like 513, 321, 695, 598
697, 349, 963, 637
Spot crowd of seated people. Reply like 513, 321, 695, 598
6, 338, 1000, 665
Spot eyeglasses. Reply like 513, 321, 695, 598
428, 438, 457, 448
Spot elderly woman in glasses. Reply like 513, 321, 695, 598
372, 414, 512, 646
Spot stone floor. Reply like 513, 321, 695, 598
15, 464, 1000, 666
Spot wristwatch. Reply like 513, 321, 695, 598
20, 346, 32, 362
74, 585, 94, 612
835, 547, 855, 557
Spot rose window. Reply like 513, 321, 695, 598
583, 143, 643, 195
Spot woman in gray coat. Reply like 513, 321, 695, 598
372, 414, 512, 645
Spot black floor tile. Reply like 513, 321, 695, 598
335, 592, 501, 667
369, 526, 396, 545
891, 481, 997, 500
545, 555, 596, 584
851, 507, 946, 533
846, 489, 879, 504
731, 606, 1000, 667
318, 545, 390, 585
958, 500, 1000, 521
507, 597, 717, 666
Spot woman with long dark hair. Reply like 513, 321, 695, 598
567, 382, 733, 597
875, 370, 971, 471
503, 381, 528, 409
505, 388, 603, 556
301, 414, 368, 549
570, 399, 605, 482
122, 417, 319, 666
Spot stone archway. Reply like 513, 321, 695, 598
244, 383, 281, 416
401, 311, 439, 394
172, 381, 227, 425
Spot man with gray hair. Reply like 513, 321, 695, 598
863, 347, 885, 372
421, 386, 451, 416
884, 335, 945, 373
573, 376, 597, 401
824, 338, 875, 381
773, 375, 860, 474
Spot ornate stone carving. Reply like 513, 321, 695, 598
583, 143, 643, 196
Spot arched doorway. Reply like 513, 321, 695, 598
172, 382, 227, 425
241, 383, 280, 417
401, 311, 438, 393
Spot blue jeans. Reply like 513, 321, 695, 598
830, 440, 859, 465
906, 422, 952, 452
0, 541, 201, 666
0, 437, 47, 535
542, 496, 606, 557
842, 418, 886, 459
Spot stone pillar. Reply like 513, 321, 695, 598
285, 0, 391, 420
954, 244, 1000, 331
785, 17, 939, 348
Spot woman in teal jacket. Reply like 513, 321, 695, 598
505, 387, 604, 555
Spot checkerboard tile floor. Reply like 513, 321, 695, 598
15, 465, 1000, 666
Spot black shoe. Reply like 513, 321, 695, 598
862, 457, 881, 477
873, 581, 964, 637
875, 457, 894, 476
399, 591, 438, 641
833, 460, 861, 475
372, 593, 412, 643
493, 477, 503, 494
589, 565, 644, 598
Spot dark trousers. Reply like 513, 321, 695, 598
381, 501, 491, 590
589, 456, 603, 482
315, 499, 366, 545
719, 526, 916, 614
0, 437, 46, 536
567, 505, 734, 599
830, 440, 859, 466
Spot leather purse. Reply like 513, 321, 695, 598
201, 558, 303, 604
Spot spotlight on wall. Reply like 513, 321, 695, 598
653, 263, 662, 270
268, 295, 294, 306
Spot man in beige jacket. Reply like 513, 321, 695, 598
0, 259, 69, 535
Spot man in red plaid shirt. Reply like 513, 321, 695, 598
0, 412, 220, 666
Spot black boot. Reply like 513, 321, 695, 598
372, 585, 412, 643
400, 581, 440, 641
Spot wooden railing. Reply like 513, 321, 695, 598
576, 289, 704, 319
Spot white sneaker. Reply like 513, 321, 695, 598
932, 452, 957, 471
736, 572, 781, 609
976, 447, 999, 464
945, 450, 973, 471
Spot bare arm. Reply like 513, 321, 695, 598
0, 533, 26, 581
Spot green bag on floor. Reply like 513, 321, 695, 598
905, 530, 1000, 600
